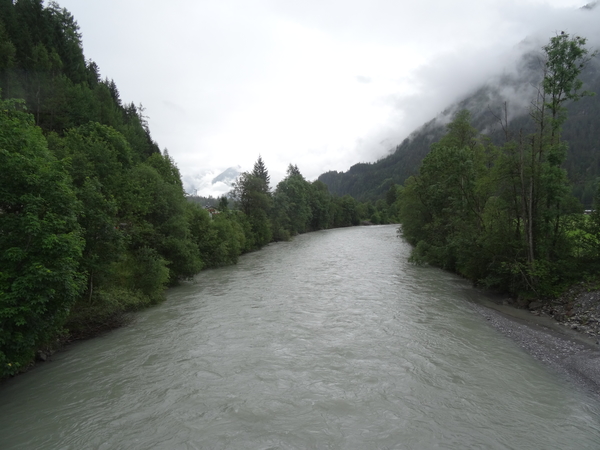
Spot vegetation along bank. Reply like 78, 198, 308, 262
0, 1, 399, 379
3, 1, 600, 381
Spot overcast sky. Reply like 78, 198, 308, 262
56, 0, 599, 196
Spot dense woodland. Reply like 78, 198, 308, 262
0, 1, 397, 379
393, 33, 600, 299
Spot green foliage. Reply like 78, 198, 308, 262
0, 0, 394, 378
65, 286, 151, 339
252, 155, 270, 188
308, 180, 333, 230
226, 159, 381, 245
125, 159, 202, 283
543, 33, 595, 132
273, 170, 312, 235
187, 204, 245, 267
332, 195, 361, 227
0, 0, 170, 371
126, 247, 170, 298
231, 165, 273, 249
0, 99, 84, 377
396, 34, 598, 298
398, 111, 491, 273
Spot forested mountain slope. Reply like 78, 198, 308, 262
319, 48, 600, 206
391, 33, 600, 300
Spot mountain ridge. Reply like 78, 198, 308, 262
318, 47, 600, 206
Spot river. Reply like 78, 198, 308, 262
1, 225, 599, 449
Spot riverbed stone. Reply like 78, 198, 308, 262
529, 301, 544, 310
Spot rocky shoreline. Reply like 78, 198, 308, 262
470, 283, 600, 398
533, 283, 600, 340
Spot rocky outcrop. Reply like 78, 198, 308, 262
532, 283, 600, 341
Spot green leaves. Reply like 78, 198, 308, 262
397, 110, 490, 273
0, 99, 84, 377
231, 167, 273, 248
543, 34, 595, 117
274, 172, 312, 235
396, 34, 597, 297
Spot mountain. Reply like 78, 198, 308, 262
318, 43, 600, 207
212, 166, 242, 185
182, 165, 242, 197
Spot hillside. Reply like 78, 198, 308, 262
319, 49, 600, 207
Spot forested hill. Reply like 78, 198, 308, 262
318, 48, 600, 207
0, 0, 189, 378
0, 0, 161, 155
1, 1, 394, 379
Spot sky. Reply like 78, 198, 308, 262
56, 0, 599, 196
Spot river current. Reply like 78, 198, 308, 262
1, 225, 599, 449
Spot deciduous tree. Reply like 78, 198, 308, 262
0, 100, 84, 376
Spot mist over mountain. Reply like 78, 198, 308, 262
318, 28, 600, 207
212, 166, 243, 186
182, 165, 242, 197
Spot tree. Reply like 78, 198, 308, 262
45, 2, 86, 85
57, 122, 134, 303
0, 19, 17, 98
217, 196, 229, 211
286, 163, 301, 177
126, 154, 202, 283
0, 99, 84, 376
231, 171, 273, 248
332, 195, 360, 227
516, 33, 594, 281
232, 172, 270, 216
396, 34, 595, 296
308, 180, 332, 231
273, 166, 312, 235
251, 154, 270, 191
187, 203, 245, 267
397, 110, 490, 272
543, 33, 595, 142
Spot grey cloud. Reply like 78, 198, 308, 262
57, 0, 600, 194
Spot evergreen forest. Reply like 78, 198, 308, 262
0, 0, 394, 379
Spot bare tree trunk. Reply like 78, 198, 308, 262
88, 271, 94, 303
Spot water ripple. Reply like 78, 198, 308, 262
1, 225, 600, 449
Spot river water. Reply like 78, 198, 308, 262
1, 225, 599, 449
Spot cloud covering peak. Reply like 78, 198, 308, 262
57, 0, 599, 194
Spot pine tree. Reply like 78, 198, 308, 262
251, 155, 270, 191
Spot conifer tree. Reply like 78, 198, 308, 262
251, 155, 270, 192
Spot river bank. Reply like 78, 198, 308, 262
470, 284, 600, 398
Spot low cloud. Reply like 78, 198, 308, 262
59, 0, 600, 195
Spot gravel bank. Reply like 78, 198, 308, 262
469, 286, 600, 399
